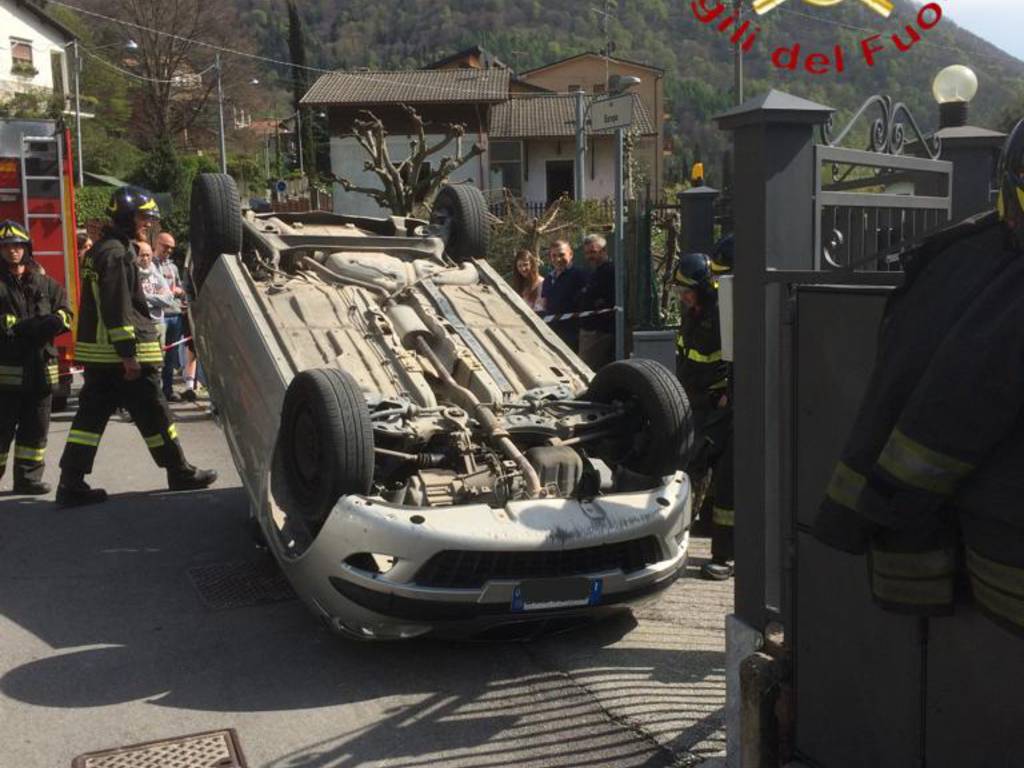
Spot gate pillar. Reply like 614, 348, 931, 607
714, 91, 833, 629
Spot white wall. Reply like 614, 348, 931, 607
0, 2, 70, 100
330, 133, 485, 217
521, 137, 617, 205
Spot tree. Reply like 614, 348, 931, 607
92, 0, 249, 149
331, 106, 484, 216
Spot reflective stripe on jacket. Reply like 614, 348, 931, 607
74, 229, 162, 366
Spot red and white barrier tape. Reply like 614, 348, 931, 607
541, 307, 619, 324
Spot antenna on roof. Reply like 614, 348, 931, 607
590, 0, 618, 90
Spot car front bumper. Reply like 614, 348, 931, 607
267, 472, 692, 639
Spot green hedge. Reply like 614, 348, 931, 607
75, 185, 114, 227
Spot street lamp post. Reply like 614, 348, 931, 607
71, 41, 83, 187
66, 39, 138, 187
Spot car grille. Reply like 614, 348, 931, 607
413, 536, 664, 589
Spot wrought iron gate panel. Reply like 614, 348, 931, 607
813, 145, 952, 271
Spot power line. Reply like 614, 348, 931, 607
81, 45, 216, 84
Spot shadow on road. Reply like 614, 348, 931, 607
0, 486, 726, 767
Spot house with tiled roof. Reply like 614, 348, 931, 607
518, 52, 666, 200
489, 93, 655, 203
302, 49, 665, 216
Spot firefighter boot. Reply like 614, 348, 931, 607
167, 463, 218, 491
56, 474, 109, 507
13, 477, 51, 495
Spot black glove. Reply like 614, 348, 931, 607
12, 315, 64, 343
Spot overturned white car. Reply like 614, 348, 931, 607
187, 173, 693, 639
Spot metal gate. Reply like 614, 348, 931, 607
715, 91, 1023, 767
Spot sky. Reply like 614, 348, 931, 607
938, 0, 1024, 61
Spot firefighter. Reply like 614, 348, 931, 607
56, 186, 217, 506
812, 118, 1024, 635
674, 252, 734, 580
0, 220, 72, 494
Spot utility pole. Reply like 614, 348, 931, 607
574, 90, 586, 200
215, 53, 227, 173
72, 41, 83, 187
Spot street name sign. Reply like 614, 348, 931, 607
590, 94, 634, 131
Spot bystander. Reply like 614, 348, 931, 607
540, 240, 586, 349
577, 233, 615, 369
154, 231, 186, 401
136, 240, 176, 348
511, 248, 545, 311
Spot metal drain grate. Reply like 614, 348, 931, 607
72, 728, 247, 768
188, 559, 295, 610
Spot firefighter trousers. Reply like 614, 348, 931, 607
711, 428, 735, 562
0, 391, 51, 484
59, 365, 186, 477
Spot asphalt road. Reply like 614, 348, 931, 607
0, 397, 731, 768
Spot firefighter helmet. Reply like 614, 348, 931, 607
673, 252, 713, 293
0, 219, 31, 246
0, 219, 32, 265
997, 118, 1024, 251
710, 233, 734, 275
108, 186, 161, 232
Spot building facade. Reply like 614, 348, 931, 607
518, 53, 666, 202
0, 0, 74, 103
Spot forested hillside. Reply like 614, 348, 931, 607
234, 0, 1024, 184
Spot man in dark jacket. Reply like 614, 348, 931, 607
541, 239, 587, 349
577, 233, 616, 369
674, 252, 733, 579
0, 220, 72, 494
813, 118, 1024, 635
57, 186, 217, 507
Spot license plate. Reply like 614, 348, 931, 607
511, 578, 602, 612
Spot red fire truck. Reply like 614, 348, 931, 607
0, 119, 80, 410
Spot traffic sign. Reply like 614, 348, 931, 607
275, 179, 288, 194
590, 94, 634, 131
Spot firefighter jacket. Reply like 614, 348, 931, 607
0, 265, 72, 394
75, 228, 163, 366
813, 212, 1012, 553
813, 211, 1024, 634
676, 297, 729, 412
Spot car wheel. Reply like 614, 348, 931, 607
189, 173, 242, 294
278, 368, 374, 534
585, 359, 693, 477
431, 184, 489, 263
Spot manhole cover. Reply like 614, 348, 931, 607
72, 728, 247, 767
188, 559, 295, 610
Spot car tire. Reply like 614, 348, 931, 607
431, 184, 489, 263
189, 173, 242, 293
278, 368, 374, 533
585, 358, 693, 477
